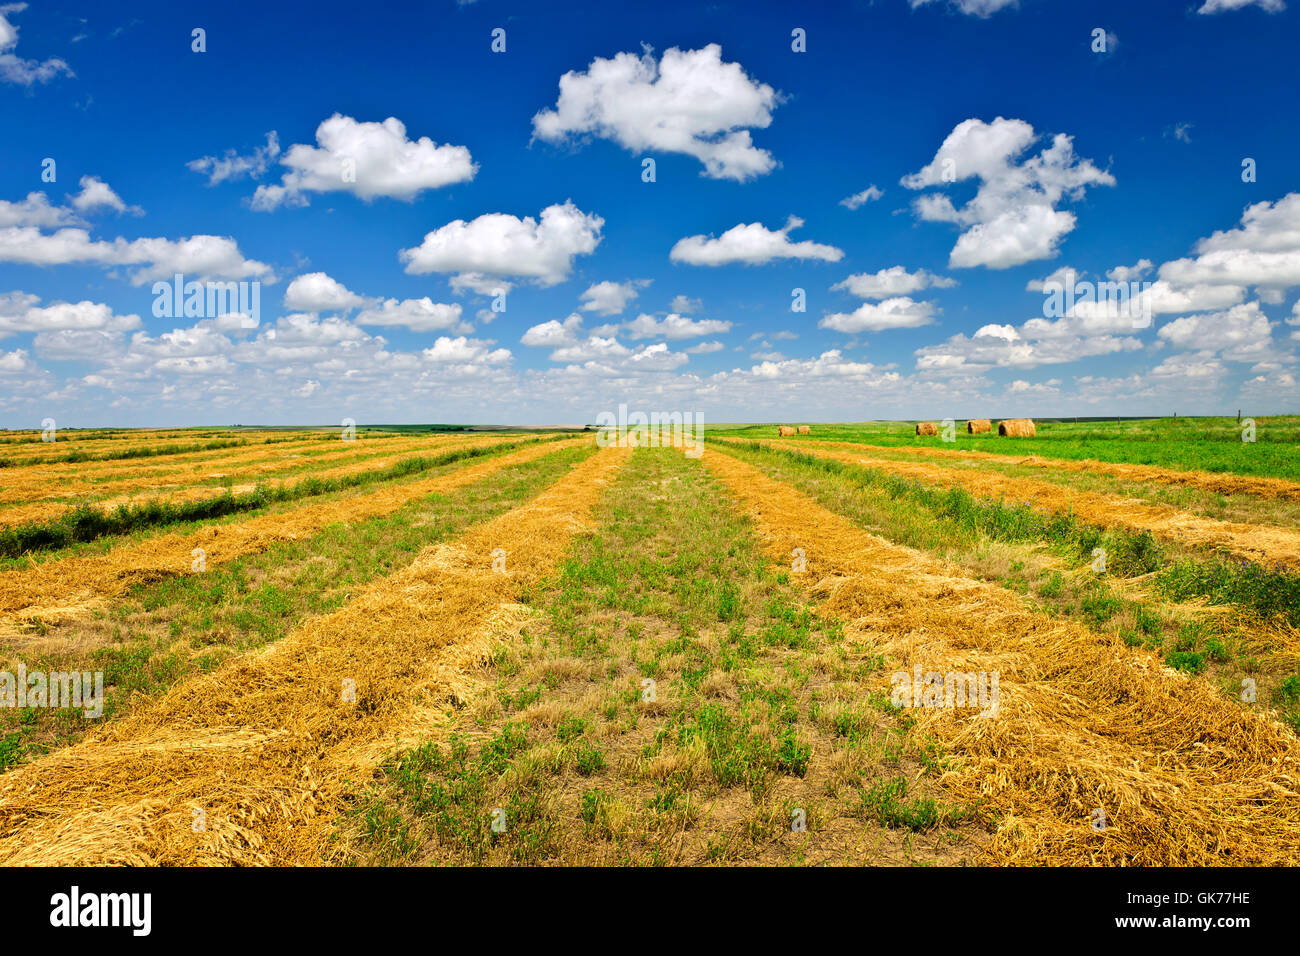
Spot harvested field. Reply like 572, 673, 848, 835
0, 446, 629, 865
0, 431, 495, 498
349, 442, 984, 866
2, 419, 1299, 874
0, 438, 583, 633
701, 447, 1300, 865
0, 434, 510, 521
796, 437, 1300, 503
748, 440, 1300, 568
0, 430, 341, 469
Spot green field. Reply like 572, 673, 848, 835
709, 416, 1300, 481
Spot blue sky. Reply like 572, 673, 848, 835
1, 0, 1298, 426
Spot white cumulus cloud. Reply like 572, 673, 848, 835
820, 297, 938, 333
422, 335, 510, 366
1156, 301, 1276, 362
0, 226, 273, 284
832, 266, 956, 299
532, 44, 779, 182
70, 176, 141, 216
0, 294, 141, 337
0, 191, 78, 228
283, 272, 366, 313
356, 297, 467, 334
251, 114, 476, 210
400, 201, 603, 288
521, 314, 584, 348
670, 216, 842, 266
1158, 193, 1300, 296
579, 279, 649, 316
0, 4, 73, 86
624, 313, 732, 340
902, 117, 1114, 269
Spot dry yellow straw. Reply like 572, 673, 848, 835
0, 438, 587, 633
0, 435, 512, 526
704, 448, 1300, 865
738, 439, 1300, 568
0, 445, 627, 866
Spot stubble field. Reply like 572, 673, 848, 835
1, 417, 1298, 866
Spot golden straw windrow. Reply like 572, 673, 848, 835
0, 437, 354, 497
0, 435, 515, 525
0, 431, 338, 468
0, 444, 628, 866
750, 440, 1300, 568
0, 431, 407, 484
796, 437, 1300, 503
704, 447, 1300, 865
0, 437, 588, 633
0, 432, 481, 501
0, 429, 203, 445
0, 430, 265, 455
0, 444, 472, 528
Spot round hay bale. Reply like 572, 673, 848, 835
797, 425, 811, 435
777, 426, 796, 437
998, 418, 1036, 437
967, 419, 992, 434
915, 422, 938, 436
